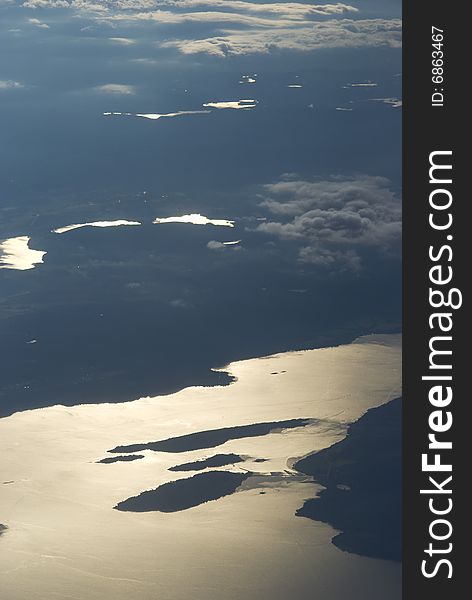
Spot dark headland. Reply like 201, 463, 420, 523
109, 419, 311, 454
294, 398, 402, 562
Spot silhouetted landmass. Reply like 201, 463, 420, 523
97, 454, 145, 464
294, 398, 401, 562
0, 524, 7, 536
114, 471, 250, 513
109, 419, 311, 454
169, 453, 244, 472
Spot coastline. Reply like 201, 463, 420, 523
294, 397, 402, 561
0, 325, 401, 418
0, 333, 402, 600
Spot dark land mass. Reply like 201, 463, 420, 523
0, 225, 400, 419
109, 419, 311, 454
114, 471, 250, 513
294, 398, 401, 562
97, 454, 145, 464
0, 13, 401, 420
169, 453, 244, 472
0, 524, 7, 536
0, 224, 401, 419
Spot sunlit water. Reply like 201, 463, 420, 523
0, 334, 401, 600
0, 236, 46, 270
53, 220, 142, 234
153, 213, 235, 227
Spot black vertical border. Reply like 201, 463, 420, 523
403, 2, 464, 598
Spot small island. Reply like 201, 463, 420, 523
114, 471, 250, 513
109, 419, 311, 454
169, 453, 245, 472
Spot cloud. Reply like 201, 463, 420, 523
0, 80, 25, 90
18, 2, 401, 59
21, 0, 358, 20
207, 240, 226, 250
169, 298, 191, 309
158, 1, 358, 19
108, 37, 137, 45
106, 9, 312, 28
22, 0, 108, 10
159, 18, 402, 56
255, 175, 401, 270
298, 247, 362, 271
28, 17, 50, 28
23, 0, 70, 6
95, 83, 136, 95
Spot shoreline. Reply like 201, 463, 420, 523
0, 333, 402, 600
1, 327, 401, 419
294, 397, 402, 562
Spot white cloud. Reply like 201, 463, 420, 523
19, 1, 401, 58
108, 37, 137, 45
298, 246, 362, 271
158, 1, 358, 18
95, 83, 136, 95
0, 80, 24, 90
160, 19, 402, 56
207, 239, 242, 250
23, 0, 108, 10
23, 0, 70, 6
86, 2, 359, 31
169, 298, 191, 309
107, 9, 305, 28
28, 17, 50, 28
22, 0, 358, 20
255, 175, 401, 270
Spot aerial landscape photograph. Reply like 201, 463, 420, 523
0, 0, 402, 598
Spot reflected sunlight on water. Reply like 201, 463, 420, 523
153, 213, 235, 227
0, 236, 46, 270
53, 220, 142, 234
